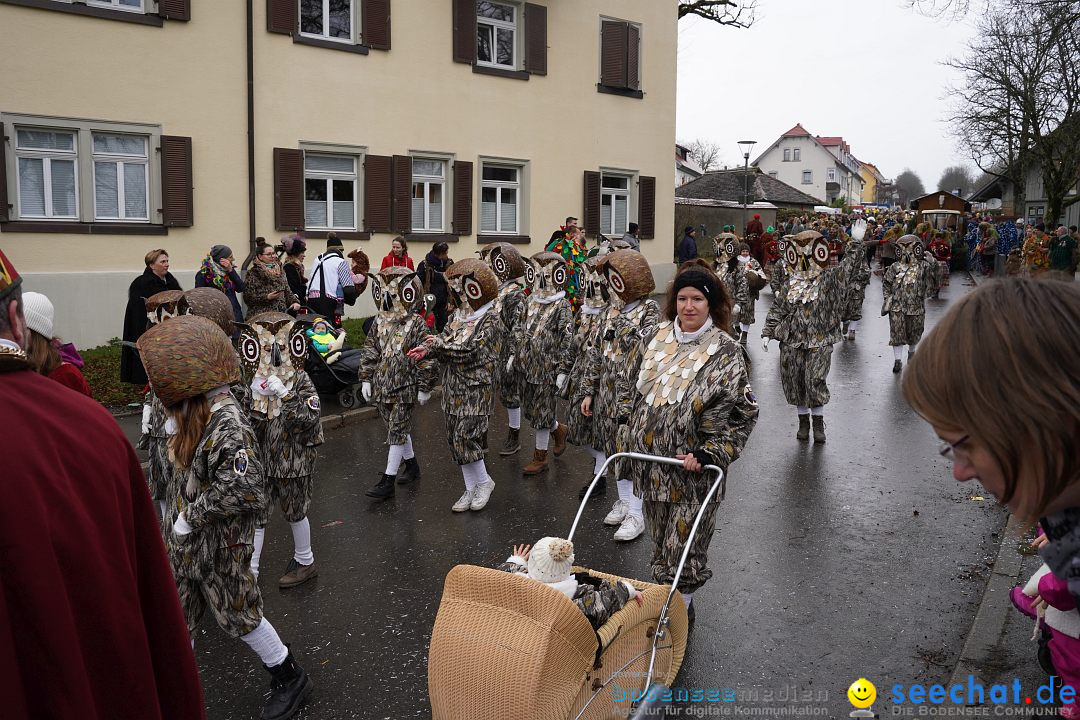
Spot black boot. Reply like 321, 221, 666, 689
892, 359, 903, 374
796, 414, 810, 441
365, 473, 395, 499
812, 415, 826, 444
579, 476, 607, 500
739, 330, 748, 345
499, 427, 520, 456
261, 650, 313, 720
397, 457, 420, 485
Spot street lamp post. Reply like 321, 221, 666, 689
737, 140, 756, 236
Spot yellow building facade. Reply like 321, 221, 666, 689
860, 162, 883, 204
0, 0, 677, 347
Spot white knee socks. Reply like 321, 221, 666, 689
797, 405, 810, 415
535, 429, 550, 450
617, 479, 643, 518
289, 518, 313, 565
507, 407, 521, 430
385, 443, 406, 475
402, 434, 415, 461
251, 527, 265, 578
739, 323, 750, 333
158, 500, 168, 524
461, 459, 486, 491
240, 618, 289, 668
893, 345, 904, 361
810, 406, 824, 417
848, 320, 859, 332
588, 447, 607, 476
682, 593, 694, 608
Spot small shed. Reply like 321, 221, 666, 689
911, 190, 970, 220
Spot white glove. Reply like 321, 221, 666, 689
141, 404, 152, 435
732, 304, 741, 317
417, 390, 431, 406
505, 355, 515, 372
264, 375, 289, 398
250, 376, 269, 396
762, 337, 771, 352
163, 416, 178, 436
851, 219, 867, 242
361, 382, 372, 403
556, 373, 567, 392
173, 512, 193, 537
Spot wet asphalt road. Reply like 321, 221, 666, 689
186, 270, 1010, 719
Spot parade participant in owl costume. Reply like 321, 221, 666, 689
736, 242, 767, 345
359, 267, 436, 501
565, 255, 611, 499
407, 259, 501, 512
519, 251, 574, 475
622, 268, 758, 620
882, 234, 938, 374
761, 223, 866, 444
237, 312, 324, 588
477, 242, 528, 456
581, 250, 659, 541
712, 233, 749, 337
841, 232, 873, 341
139, 315, 313, 720
769, 236, 792, 293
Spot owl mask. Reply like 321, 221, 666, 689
603, 249, 655, 310
369, 267, 421, 323
145, 290, 189, 327
785, 230, 830, 276
526, 252, 571, 300
183, 287, 235, 336
477, 242, 526, 284
236, 311, 309, 419
137, 315, 240, 408
895, 234, 924, 263
444, 259, 499, 312
712, 233, 739, 266
582, 256, 609, 310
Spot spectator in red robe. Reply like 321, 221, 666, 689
0, 247, 206, 720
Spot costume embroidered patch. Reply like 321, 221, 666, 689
233, 449, 249, 476
744, 386, 758, 406
307, 395, 321, 412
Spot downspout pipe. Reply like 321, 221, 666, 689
243, 0, 257, 271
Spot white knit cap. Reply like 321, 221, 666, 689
527, 537, 575, 584
22, 291, 54, 338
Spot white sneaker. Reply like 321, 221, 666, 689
470, 480, 495, 511
452, 489, 474, 512
604, 499, 629, 526
613, 513, 645, 541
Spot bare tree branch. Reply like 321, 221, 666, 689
678, 1, 757, 28
684, 139, 724, 172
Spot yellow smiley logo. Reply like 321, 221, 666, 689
847, 678, 876, 709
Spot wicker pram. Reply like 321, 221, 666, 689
428, 453, 724, 719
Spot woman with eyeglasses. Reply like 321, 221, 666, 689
242, 238, 301, 319
904, 278, 1080, 703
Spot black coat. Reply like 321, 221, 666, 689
120, 268, 182, 385
284, 261, 307, 302
417, 254, 453, 307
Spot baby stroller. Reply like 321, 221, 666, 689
297, 311, 365, 409
428, 453, 725, 719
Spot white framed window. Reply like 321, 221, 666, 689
480, 163, 520, 234
768, 171, 778, 179
93, 133, 149, 221
827, 168, 836, 182
793, 148, 801, 161
304, 153, 357, 230
411, 158, 446, 232
783, 149, 790, 162
600, 173, 631, 236
299, 0, 354, 43
14, 128, 79, 220
802, 170, 813, 184
476, 1, 517, 69
86, 0, 145, 11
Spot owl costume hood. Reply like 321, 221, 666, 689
478, 242, 527, 285
602, 249, 655, 310
581, 255, 610, 312
236, 311, 310, 419
445, 259, 499, 312
145, 290, 189, 327
526, 251, 571, 302
369, 267, 422, 322
138, 315, 241, 408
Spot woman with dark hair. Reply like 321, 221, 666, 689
121, 248, 181, 385
242, 239, 301, 319
195, 245, 245, 329
620, 268, 758, 622
281, 235, 308, 301
416, 241, 453, 331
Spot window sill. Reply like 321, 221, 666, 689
405, 232, 457, 244
0, 0, 165, 25
596, 84, 644, 99
473, 64, 529, 81
293, 34, 369, 54
1, 220, 168, 235
303, 230, 371, 241
477, 234, 530, 245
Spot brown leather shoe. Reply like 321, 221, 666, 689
279, 559, 318, 589
552, 422, 568, 457
522, 449, 549, 475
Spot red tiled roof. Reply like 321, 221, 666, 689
782, 123, 811, 137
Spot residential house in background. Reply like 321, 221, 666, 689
674, 168, 821, 241
969, 168, 1080, 227
0, 0, 677, 348
675, 143, 703, 187
751, 123, 864, 205
859, 161, 884, 204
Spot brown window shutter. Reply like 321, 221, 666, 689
391, 154, 412, 234
626, 24, 640, 90
157, 0, 190, 21
452, 160, 473, 236
600, 20, 628, 89
160, 136, 194, 227
0, 124, 9, 222
364, 154, 393, 233
638, 175, 655, 239
362, 0, 391, 50
452, 0, 476, 64
273, 147, 304, 231
583, 170, 601, 238
523, 3, 547, 75
267, 0, 296, 34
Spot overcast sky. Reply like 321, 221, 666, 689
676, 0, 979, 190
